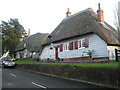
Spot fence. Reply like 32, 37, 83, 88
115, 49, 120, 62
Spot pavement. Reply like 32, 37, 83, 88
2, 67, 103, 89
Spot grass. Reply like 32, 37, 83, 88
15, 60, 119, 69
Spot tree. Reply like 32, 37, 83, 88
1, 18, 27, 56
113, 1, 120, 31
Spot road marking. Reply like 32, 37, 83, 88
10, 73, 16, 77
32, 82, 47, 89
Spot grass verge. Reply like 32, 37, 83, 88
15, 60, 119, 69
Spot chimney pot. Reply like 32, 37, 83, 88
97, 3, 104, 23
66, 8, 71, 17
98, 2, 100, 9
28, 29, 31, 36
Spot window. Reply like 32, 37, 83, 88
78, 39, 85, 49
78, 40, 82, 48
24, 43, 26, 48
63, 43, 69, 51
78, 38, 89, 49
59, 38, 89, 52
82, 39, 85, 47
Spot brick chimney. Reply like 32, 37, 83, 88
66, 8, 71, 17
97, 3, 104, 23
28, 29, 31, 36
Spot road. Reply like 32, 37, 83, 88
2, 67, 102, 89
0, 66, 2, 90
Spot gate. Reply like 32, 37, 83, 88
115, 49, 120, 62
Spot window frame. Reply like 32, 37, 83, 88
63, 43, 69, 51
78, 39, 85, 49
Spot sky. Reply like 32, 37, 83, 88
0, 0, 119, 35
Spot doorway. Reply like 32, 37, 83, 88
55, 47, 58, 59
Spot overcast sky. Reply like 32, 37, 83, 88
0, 0, 119, 34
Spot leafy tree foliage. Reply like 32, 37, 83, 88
1, 18, 27, 56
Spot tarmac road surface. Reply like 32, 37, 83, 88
2, 67, 106, 89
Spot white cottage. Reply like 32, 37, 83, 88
40, 4, 120, 61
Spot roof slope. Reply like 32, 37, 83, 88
44, 8, 120, 45
16, 33, 49, 52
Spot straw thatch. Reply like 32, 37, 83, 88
16, 33, 49, 52
44, 8, 120, 46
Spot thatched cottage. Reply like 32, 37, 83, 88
40, 3, 120, 60
16, 33, 48, 59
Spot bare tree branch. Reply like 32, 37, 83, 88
113, 1, 120, 31
118, 1, 120, 29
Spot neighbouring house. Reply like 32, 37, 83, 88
16, 33, 49, 59
40, 3, 120, 61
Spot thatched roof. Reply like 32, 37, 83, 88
16, 33, 49, 52
44, 8, 120, 46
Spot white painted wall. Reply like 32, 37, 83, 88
16, 52, 20, 59
23, 49, 27, 58
88, 34, 109, 58
40, 45, 55, 60
16, 49, 33, 59
40, 34, 109, 60
59, 34, 108, 59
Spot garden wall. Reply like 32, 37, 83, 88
15, 64, 119, 89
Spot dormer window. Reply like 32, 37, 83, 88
24, 43, 26, 48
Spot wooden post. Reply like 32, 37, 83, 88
115, 49, 118, 62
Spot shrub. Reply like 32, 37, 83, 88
84, 50, 95, 58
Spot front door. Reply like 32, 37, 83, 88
55, 47, 58, 59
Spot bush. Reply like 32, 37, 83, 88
83, 49, 95, 58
